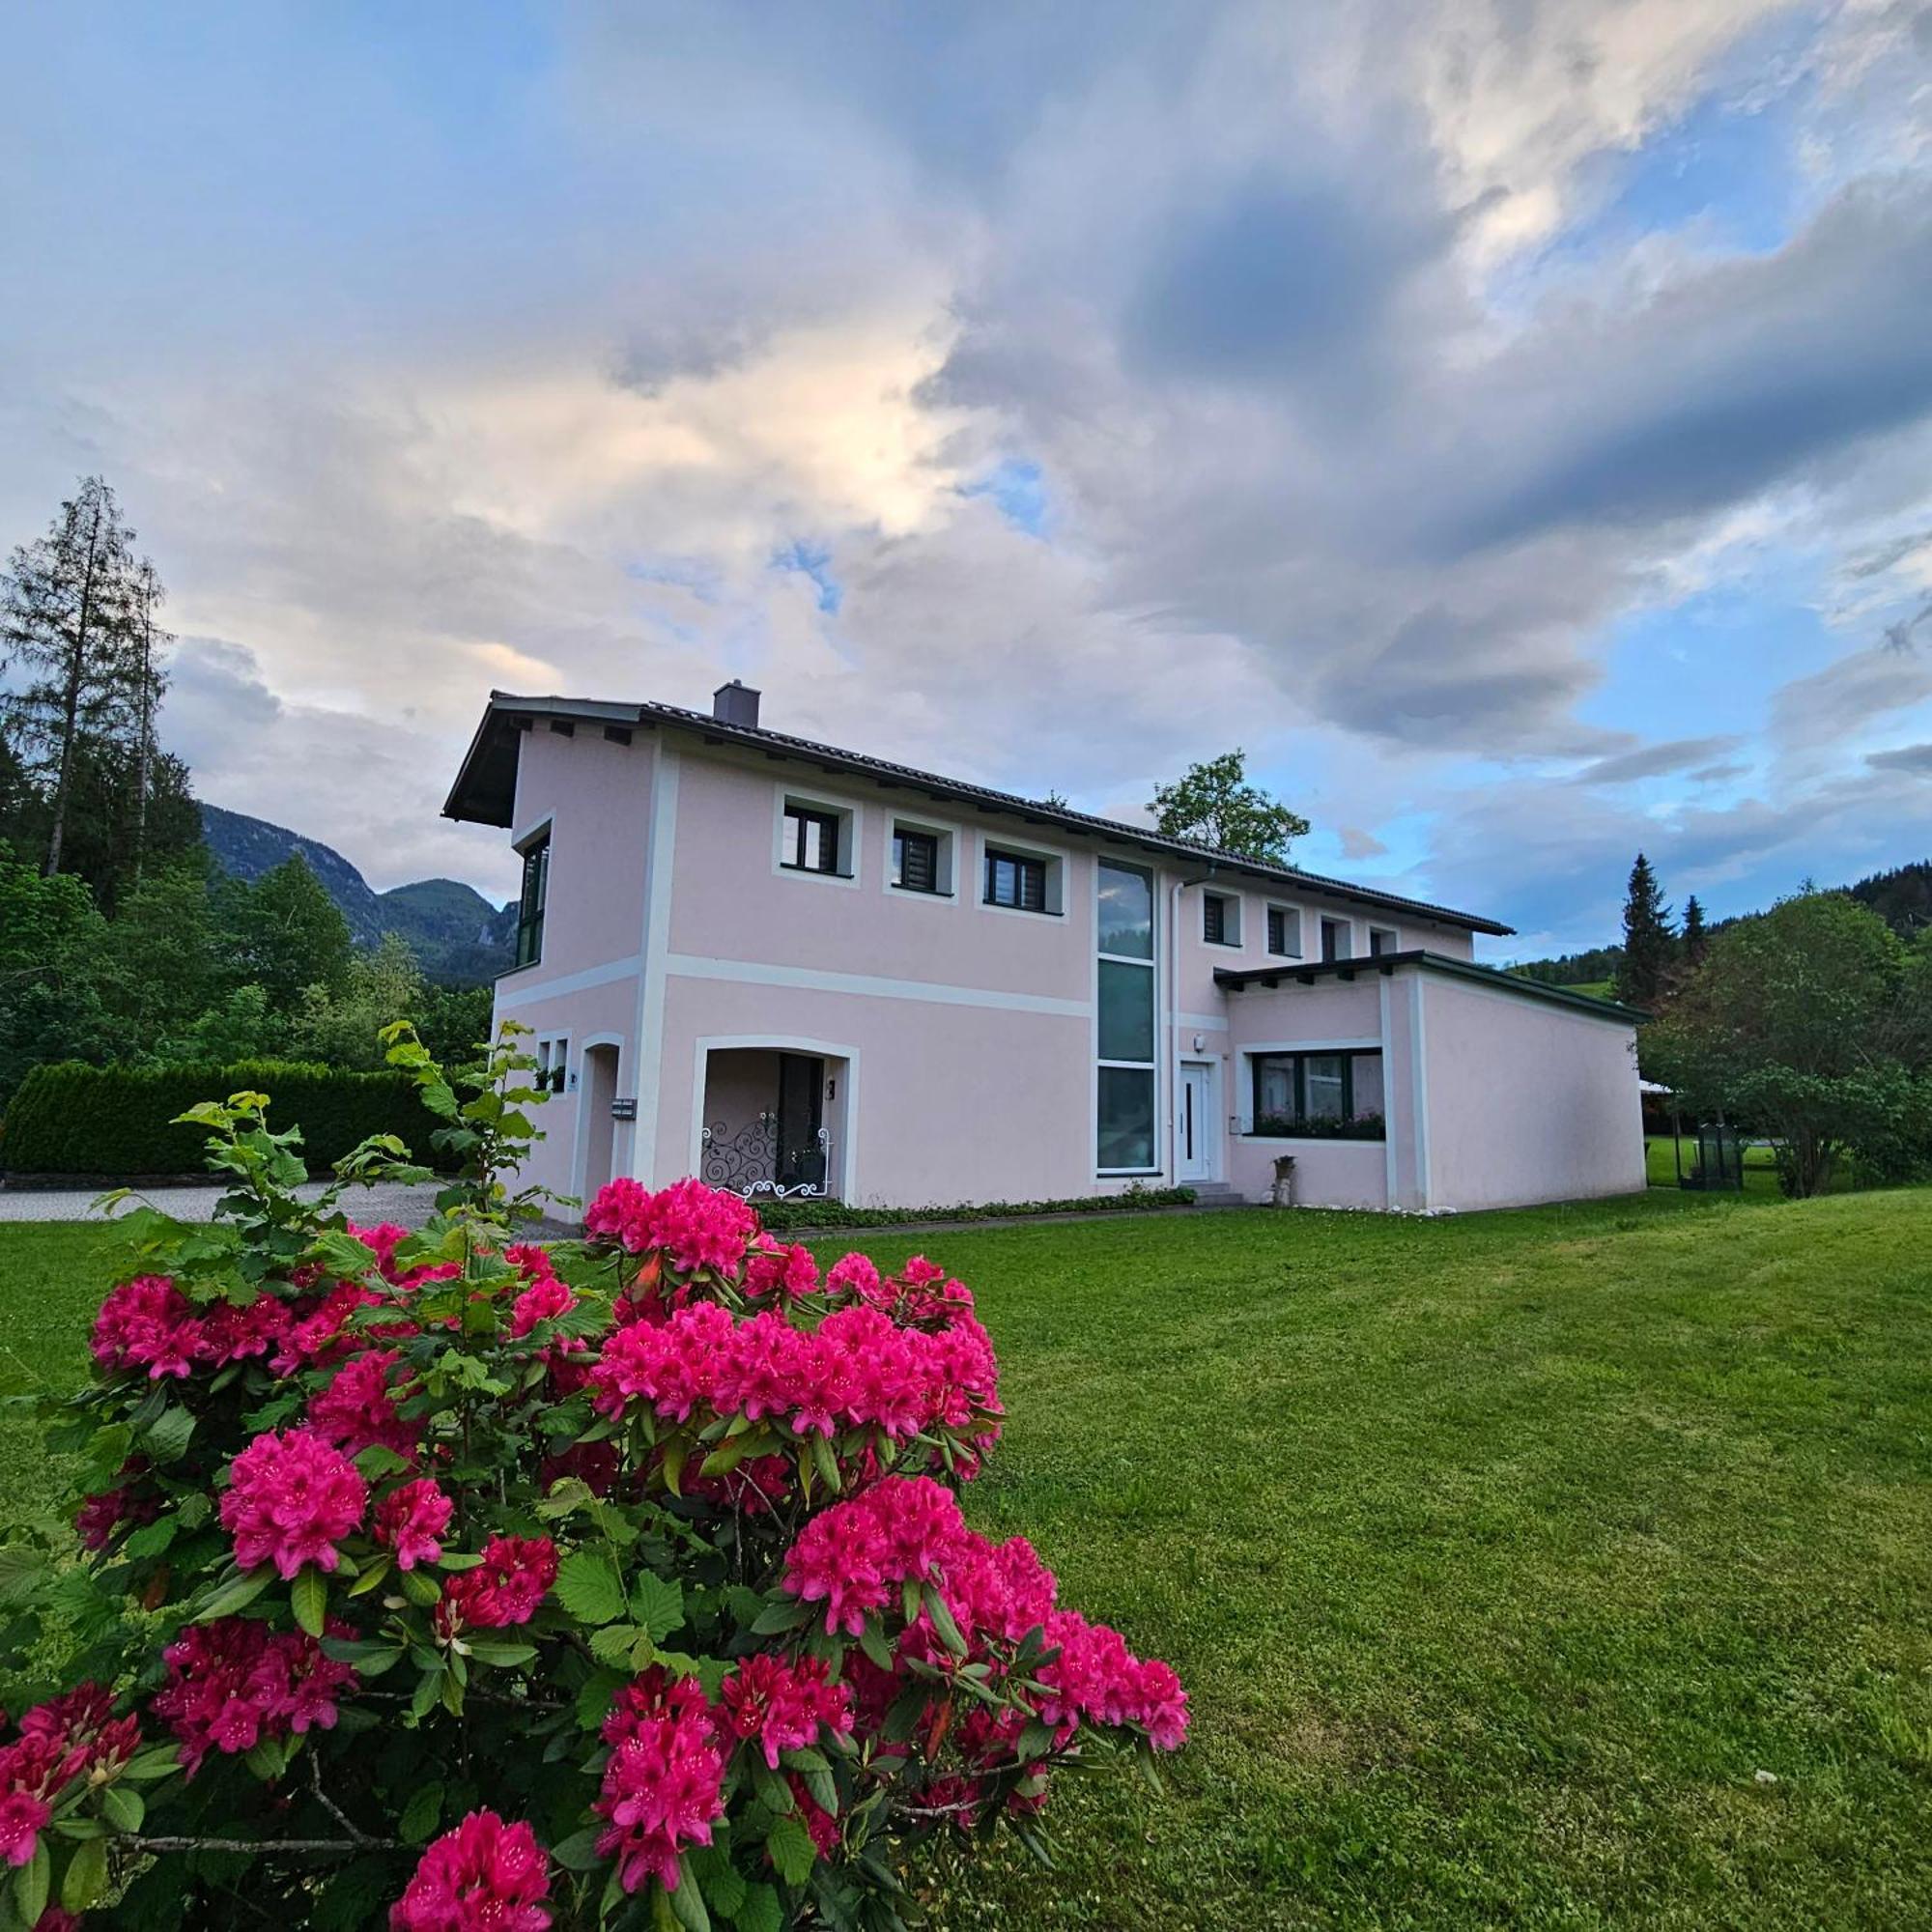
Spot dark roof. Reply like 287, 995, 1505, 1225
444, 692, 1516, 937
1215, 950, 1646, 1023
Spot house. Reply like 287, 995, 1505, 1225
443, 683, 1647, 1215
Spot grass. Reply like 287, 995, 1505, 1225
6, 1183, 1932, 1926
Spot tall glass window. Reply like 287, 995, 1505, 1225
1096, 861, 1156, 1171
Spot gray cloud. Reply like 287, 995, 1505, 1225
1570, 735, 1744, 785
1868, 742, 1932, 775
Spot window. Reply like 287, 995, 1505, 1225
1248, 1050, 1385, 1139
1320, 916, 1351, 962
1266, 904, 1302, 957
985, 847, 1048, 912
1368, 925, 1398, 957
781, 803, 843, 875
534, 1035, 569, 1094
1096, 860, 1157, 1171
893, 828, 940, 894
1203, 892, 1240, 946
514, 831, 550, 969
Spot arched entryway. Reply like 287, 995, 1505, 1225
576, 1041, 621, 1205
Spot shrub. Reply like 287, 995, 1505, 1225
1, 1060, 449, 1177
0, 1025, 1186, 1928
754, 1185, 1197, 1232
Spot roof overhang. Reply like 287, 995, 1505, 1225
445, 692, 1517, 937
1214, 950, 1648, 1024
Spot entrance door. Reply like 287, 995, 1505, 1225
775, 1052, 826, 1192
1178, 1062, 1215, 1182
579, 1044, 619, 1202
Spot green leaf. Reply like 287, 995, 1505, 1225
121, 1516, 180, 1560
463, 1638, 537, 1668
399, 1780, 444, 1846
631, 1572, 685, 1644
551, 1827, 605, 1870
123, 1744, 183, 1782
292, 1566, 327, 1637
398, 1566, 444, 1607
923, 1583, 967, 1658
589, 1623, 652, 1671
143, 1404, 197, 1463
554, 1550, 627, 1626
100, 1783, 145, 1833
0, 1545, 49, 1606
195, 1566, 274, 1622
857, 1618, 894, 1672
354, 1444, 413, 1481
62, 1833, 109, 1913
810, 1433, 842, 1493
693, 1851, 746, 1918
669, 1861, 713, 1932
732, 1883, 782, 1932
409, 1664, 444, 1723
12, 1840, 48, 1927
575, 1667, 625, 1731
750, 1598, 811, 1636
764, 1814, 816, 1888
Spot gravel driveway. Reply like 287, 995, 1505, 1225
0, 1180, 445, 1228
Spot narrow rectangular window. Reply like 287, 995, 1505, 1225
985, 848, 1046, 911
1266, 905, 1300, 957
1320, 916, 1350, 962
515, 834, 550, 969
782, 805, 841, 874
1368, 925, 1397, 956
1096, 859, 1157, 1172
1203, 894, 1226, 944
894, 829, 939, 893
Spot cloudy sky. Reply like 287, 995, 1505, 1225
4, 1, 1930, 955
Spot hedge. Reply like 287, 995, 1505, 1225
0, 1061, 449, 1179
755, 1184, 1199, 1231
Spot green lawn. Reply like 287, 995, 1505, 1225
7, 1184, 1932, 1927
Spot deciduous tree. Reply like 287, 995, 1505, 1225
1149, 750, 1309, 863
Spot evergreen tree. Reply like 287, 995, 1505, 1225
105, 847, 221, 1052
0, 477, 147, 876
1682, 895, 1709, 968
227, 855, 355, 1013
0, 840, 124, 1105
1149, 750, 1311, 863
1614, 852, 1676, 1007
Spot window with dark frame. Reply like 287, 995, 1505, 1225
893, 827, 941, 894
1248, 1050, 1385, 1139
781, 803, 842, 875
1267, 905, 1300, 956
1368, 926, 1397, 957
1203, 893, 1230, 944
1320, 916, 1349, 962
514, 833, 550, 969
984, 847, 1047, 912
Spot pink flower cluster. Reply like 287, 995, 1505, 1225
585, 1177, 760, 1276
152, 1619, 355, 1775
783, 1477, 1188, 1751
829, 1252, 975, 1327
389, 1809, 553, 1932
593, 1671, 726, 1895
433, 1535, 557, 1634
508, 1270, 576, 1338
718, 1654, 854, 1771
375, 1478, 455, 1570
745, 1240, 819, 1302
219, 1427, 367, 1579
0, 1686, 139, 1867
91, 1275, 290, 1380
588, 1298, 999, 1445
305, 1348, 419, 1458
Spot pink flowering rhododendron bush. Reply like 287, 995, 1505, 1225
0, 1024, 1184, 1930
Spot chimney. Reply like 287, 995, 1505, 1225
712, 679, 761, 729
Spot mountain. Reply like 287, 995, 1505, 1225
198, 803, 514, 984
1508, 859, 1932, 986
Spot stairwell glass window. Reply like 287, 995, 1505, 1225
1096, 860, 1158, 1172
781, 802, 844, 875
985, 847, 1049, 913
514, 828, 550, 970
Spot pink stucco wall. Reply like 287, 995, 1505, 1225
1417, 976, 1645, 1209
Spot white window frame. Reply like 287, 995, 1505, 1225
534, 1032, 573, 1097
882, 810, 960, 903
977, 828, 1067, 920
1367, 923, 1400, 956
1265, 900, 1304, 958
1201, 889, 1243, 949
1319, 914, 1354, 962
772, 782, 862, 889
1094, 856, 1161, 1176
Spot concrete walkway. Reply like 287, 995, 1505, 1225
0, 1180, 444, 1228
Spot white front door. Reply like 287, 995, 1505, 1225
1178, 1062, 1215, 1182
